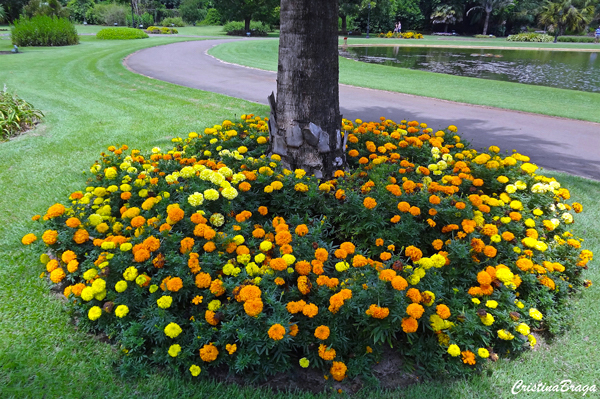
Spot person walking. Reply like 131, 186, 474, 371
398, 21, 402, 33
596, 26, 600, 44
393, 22, 399, 33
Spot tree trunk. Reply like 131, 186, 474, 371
244, 16, 251, 33
444, 23, 448, 32
268, 0, 344, 180
482, 11, 490, 35
341, 14, 347, 34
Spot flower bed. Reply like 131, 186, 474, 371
377, 31, 424, 39
22, 115, 592, 385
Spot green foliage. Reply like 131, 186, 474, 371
557, 35, 595, 42
0, 86, 44, 140
223, 20, 269, 36
213, 0, 278, 28
0, 5, 5, 23
474, 34, 496, 38
86, 3, 128, 26
11, 15, 79, 46
146, 26, 178, 34
66, 0, 94, 23
23, 0, 69, 19
506, 32, 553, 41
24, 114, 591, 384
127, 12, 155, 28
160, 16, 185, 27
96, 27, 149, 40
179, 0, 207, 24
201, 8, 222, 25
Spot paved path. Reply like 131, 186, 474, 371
125, 39, 600, 181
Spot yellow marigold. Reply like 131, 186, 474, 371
314, 325, 330, 340
164, 322, 182, 338
199, 343, 219, 362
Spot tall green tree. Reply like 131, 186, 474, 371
0, 4, 5, 22
467, 0, 515, 34
431, 4, 463, 31
213, 0, 279, 31
339, 0, 362, 33
538, 0, 595, 41
1, 0, 29, 22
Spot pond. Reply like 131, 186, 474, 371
340, 46, 600, 93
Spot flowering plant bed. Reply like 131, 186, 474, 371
22, 115, 592, 386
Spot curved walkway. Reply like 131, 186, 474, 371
125, 39, 600, 181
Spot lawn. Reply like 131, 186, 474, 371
0, 34, 599, 399
209, 39, 600, 124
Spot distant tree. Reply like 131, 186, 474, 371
179, 0, 207, 23
23, 0, 69, 18
2, 0, 29, 23
394, 0, 426, 30
467, 0, 515, 35
431, 4, 463, 31
213, 0, 279, 32
0, 5, 5, 22
538, 0, 595, 41
339, 0, 361, 33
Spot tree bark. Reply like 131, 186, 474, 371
341, 14, 347, 34
244, 16, 251, 33
482, 11, 490, 35
268, 0, 344, 179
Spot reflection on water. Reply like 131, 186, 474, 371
340, 46, 600, 92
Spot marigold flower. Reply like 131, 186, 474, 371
268, 324, 286, 341
244, 298, 263, 317
330, 361, 347, 381
199, 343, 219, 362
115, 305, 129, 318
401, 317, 418, 333
406, 303, 425, 319
406, 288, 422, 303
21, 233, 37, 245
366, 304, 390, 319
318, 344, 336, 360
302, 303, 318, 318
314, 248, 328, 262
461, 350, 476, 365
314, 325, 330, 340
88, 306, 102, 321
436, 304, 451, 319
391, 276, 408, 291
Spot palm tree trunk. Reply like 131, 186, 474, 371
482, 11, 490, 35
268, 0, 344, 179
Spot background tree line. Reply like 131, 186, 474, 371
1, 0, 598, 36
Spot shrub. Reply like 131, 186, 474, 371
126, 12, 154, 28
160, 17, 185, 27
145, 26, 178, 34
557, 36, 595, 43
96, 27, 148, 40
474, 34, 495, 38
11, 15, 79, 46
201, 8, 222, 25
66, 0, 94, 23
377, 31, 423, 39
23, 115, 592, 384
23, 0, 69, 19
86, 3, 128, 26
506, 32, 553, 42
223, 21, 269, 36
0, 86, 44, 140
179, 0, 206, 24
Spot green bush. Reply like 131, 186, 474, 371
86, 3, 128, 26
557, 36, 595, 43
474, 34, 495, 38
160, 17, 185, 27
223, 21, 269, 36
96, 27, 148, 40
201, 8, 222, 25
23, 115, 592, 384
66, 0, 94, 23
0, 86, 44, 140
11, 15, 79, 46
506, 32, 553, 42
126, 12, 154, 29
146, 26, 178, 34
179, 0, 206, 24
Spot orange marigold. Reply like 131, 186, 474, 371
295, 260, 311, 275
365, 304, 390, 319
298, 276, 311, 295
268, 324, 286, 341
199, 344, 219, 362
314, 325, 330, 340
195, 272, 212, 289
436, 304, 451, 319
180, 237, 195, 254
270, 258, 287, 271
406, 303, 425, 319
314, 248, 329, 262
379, 269, 397, 281
302, 303, 319, 318
461, 350, 476, 365
318, 344, 336, 360
330, 361, 347, 381
405, 246, 423, 262
391, 276, 408, 291
244, 298, 263, 317
363, 197, 377, 209
406, 288, 422, 303
295, 224, 309, 236
401, 317, 418, 333
166, 277, 183, 292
